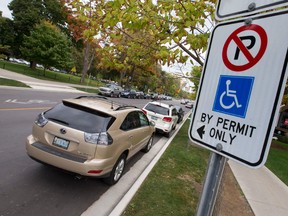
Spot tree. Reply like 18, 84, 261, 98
0, 16, 15, 58
65, 0, 215, 90
20, 21, 74, 70
65, 0, 106, 83
8, 0, 68, 58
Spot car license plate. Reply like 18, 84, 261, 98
53, 137, 70, 149
151, 116, 158, 120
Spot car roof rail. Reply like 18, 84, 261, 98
114, 105, 138, 111
74, 96, 138, 110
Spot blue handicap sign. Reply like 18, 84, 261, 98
213, 75, 254, 118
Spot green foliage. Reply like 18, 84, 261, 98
0, 45, 11, 60
190, 66, 202, 93
5, 0, 215, 95
8, 0, 68, 56
0, 17, 15, 48
266, 140, 288, 185
20, 21, 74, 70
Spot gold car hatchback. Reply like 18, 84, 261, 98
26, 96, 155, 185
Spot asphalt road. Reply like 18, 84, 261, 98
0, 88, 190, 216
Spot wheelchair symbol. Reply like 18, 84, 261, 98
220, 80, 242, 110
213, 75, 254, 118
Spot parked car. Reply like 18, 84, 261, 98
136, 91, 145, 99
164, 95, 172, 100
185, 101, 194, 109
150, 93, 159, 100
121, 89, 137, 99
174, 105, 184, 123
144, 93, 151, 99
26, 96, 155, 185
98, 84, 123, 97
181, 99, 188, 104
142, 101, 178, 137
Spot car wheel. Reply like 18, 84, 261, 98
104, 154, 126, 185
142, 135, 154, 153
110, 92, 114, 97
165, 130, 171, 138
172, 123, 176, 130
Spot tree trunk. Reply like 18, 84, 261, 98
80, 42, 91, 83
30, 61, 36, 69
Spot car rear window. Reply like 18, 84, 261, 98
44, 102, 115, 133
145, 103, 169, 115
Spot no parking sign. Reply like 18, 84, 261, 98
189, 9, 288, 168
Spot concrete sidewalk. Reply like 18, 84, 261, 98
229, 160, 288, 216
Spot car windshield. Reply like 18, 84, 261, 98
145, 103, 169, 115
44, 102, 115, 133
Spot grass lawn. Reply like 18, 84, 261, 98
75, 87, 99, 94
0, 61, 102, 87
266, 140, 288, 185
0, 77, 30, 88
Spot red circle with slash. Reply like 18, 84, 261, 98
222, 24, 268, 72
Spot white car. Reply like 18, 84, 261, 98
142, 101, 178, 137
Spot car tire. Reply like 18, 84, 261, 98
165, 130, 171, 138
172, 124, 176, 130
142, 135, 154, 153
104, 154, 126, 185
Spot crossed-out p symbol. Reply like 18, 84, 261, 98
222, 24, 267, 72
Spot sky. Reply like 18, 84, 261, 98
1, 0, 12, 19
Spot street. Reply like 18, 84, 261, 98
0, 88, 188, 216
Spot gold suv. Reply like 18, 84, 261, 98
26, 96, 155, 185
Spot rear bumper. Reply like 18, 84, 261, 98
26, 135, 114, 177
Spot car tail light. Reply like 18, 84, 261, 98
84, 132, 113, 145
163, 117, 172, 122
142, 109, 147, 115
35, 113, 48, 127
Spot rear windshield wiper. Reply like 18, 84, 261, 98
47, 118, 69, 126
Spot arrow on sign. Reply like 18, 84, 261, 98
197, 125, 206, 139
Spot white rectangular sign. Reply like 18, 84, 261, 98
216, 0, 288, 21
189, 9, 288, 168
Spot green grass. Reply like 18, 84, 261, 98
0, 60, 102, 87
266, 140, 288, 185
0, 77, 30, 88
122, 121, 210, 216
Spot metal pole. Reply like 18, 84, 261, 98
196, 152, 227, 216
